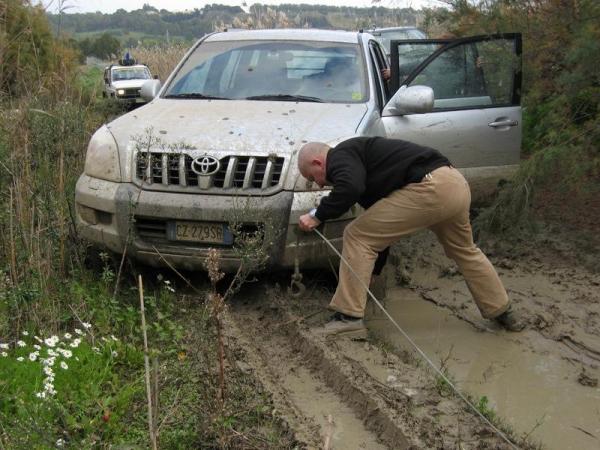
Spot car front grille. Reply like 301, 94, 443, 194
135, 152, 285, 194
118, 88, 141, 98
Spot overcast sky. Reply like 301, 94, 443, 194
40, 0, 445, 14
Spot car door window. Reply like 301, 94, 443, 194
390, 34, 521, 111
368, 40, 389, 108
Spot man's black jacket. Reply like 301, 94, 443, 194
314, 136, 451, 222
314, 136, 451, 275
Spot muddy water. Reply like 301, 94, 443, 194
282, 364, 387, 450
367, 287, 600, 450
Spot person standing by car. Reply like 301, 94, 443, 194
297, 137, 525, 336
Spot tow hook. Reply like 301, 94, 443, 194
289, 234, 306, 298
289, 273, 305, 298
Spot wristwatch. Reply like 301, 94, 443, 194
308, 208, 317, 218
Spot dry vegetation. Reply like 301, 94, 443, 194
134, 43, 189, 82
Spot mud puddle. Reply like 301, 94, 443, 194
227, 300, 388, 449
282, 364, 387, 450
368, 288, 600, 449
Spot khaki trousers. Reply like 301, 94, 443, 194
330, 166, 509, 319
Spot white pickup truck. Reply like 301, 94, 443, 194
102, 60, 153, 104
76, 29, 522, 272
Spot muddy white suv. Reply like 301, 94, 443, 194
103, 60, 153, 104
76, 29, 522, 272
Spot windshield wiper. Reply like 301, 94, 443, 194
245, 94, 324, 103
164, 93, 230, 100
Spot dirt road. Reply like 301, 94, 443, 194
223, 227, 599, 449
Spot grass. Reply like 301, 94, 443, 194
76, 66, 104, 98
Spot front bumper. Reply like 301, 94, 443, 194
115, 95, 146, 104
75, 175, 351, 272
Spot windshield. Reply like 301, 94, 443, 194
165, 40, 367, 103
112, 67, 151, 81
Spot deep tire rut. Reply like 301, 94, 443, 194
225, 305, 393, 449
225, 285, 516, 450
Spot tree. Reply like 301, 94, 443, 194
91, 32, 121, 60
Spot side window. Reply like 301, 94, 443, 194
410, 43, 486, 104
392, 35, 521, 110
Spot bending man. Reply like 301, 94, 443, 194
297, 136, 524, 337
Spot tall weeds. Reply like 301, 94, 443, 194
131, 44, 189, 82
0, 1, 111, 338
0, 95, 109, 335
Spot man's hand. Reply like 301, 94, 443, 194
298, 213, 320, 232
381, 68, 391, 80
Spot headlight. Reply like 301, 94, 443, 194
117, 89, 125, 96
84, 125, 122, 182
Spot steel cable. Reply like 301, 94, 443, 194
313, 228, 520, 450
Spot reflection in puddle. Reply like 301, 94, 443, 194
367, 288, 600, 450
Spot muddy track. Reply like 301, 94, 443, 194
225, 282, 517, 449
380, 230, 600, 449
388, 230, 600, 368
209, 224, 600, 449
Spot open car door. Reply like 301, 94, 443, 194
383, 34, 522, 174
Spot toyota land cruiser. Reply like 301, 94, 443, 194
76, 29, 522, 272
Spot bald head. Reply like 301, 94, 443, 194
298, 142, 331, 187
298, 142, 330, 172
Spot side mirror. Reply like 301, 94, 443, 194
383, 85, 434, 116
140, 79, 162, 101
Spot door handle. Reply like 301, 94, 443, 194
488, 119, 518, 128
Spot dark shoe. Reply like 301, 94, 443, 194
314, 312, 367, 339
494, 306, 526, 332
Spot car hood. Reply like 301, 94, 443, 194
111, 80, 148, 89
107, 99, 368, 181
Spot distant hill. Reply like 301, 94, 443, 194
48, 3, 425, 46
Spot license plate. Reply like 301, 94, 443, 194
168, 221, 232, 244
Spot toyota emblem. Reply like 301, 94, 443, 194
191, 155, 220, 176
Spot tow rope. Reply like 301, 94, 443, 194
313, 228, 520, 450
